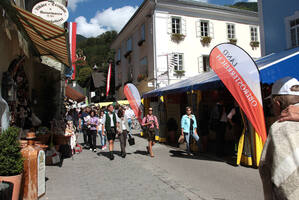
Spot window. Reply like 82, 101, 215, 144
172, 17, 181, 34
172, 53, 183, 71
126, 37, 132, 52
202, 55, 210, 72
227, 24, 235, 39
140, 57, 148, 75
201, 21, 209, 37
290, 18, 299, 47
250, 26, 258, 41
117, 48, 121, 61
141, 24, 145, 41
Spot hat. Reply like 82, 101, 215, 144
271, 77, 299, 96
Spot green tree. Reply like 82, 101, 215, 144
77, 67, 93, 88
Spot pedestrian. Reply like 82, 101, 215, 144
142, 107, 159, 157
117, 108, 130, 158
88, 110, 99, 152
102, 104, 120, 160
125, 105, 135, 133
98, 110, 107, 150
180, 106, 200, 156
227, 101, 243, 161
79, 107, 91, 148
259, 77, 299, 199
210, 100, 227, 157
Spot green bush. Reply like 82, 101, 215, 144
0, 127, 24, 176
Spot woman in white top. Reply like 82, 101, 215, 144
117, 108, 130, 158
98, 110, 107, 150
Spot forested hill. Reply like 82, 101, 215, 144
229, 2, 258, 12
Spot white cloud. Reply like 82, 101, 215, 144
191, 0, 208, 2
75, 6, 138, 38
247, 0, 257, 2
68, 0, 88, 12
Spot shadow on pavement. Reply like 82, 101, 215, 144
97, 151, 131, 159
133, 150, 149, 156
169, 150, 224, 162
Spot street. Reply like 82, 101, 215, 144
41, 129, 263, 200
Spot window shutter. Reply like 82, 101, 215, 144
182, 18, 186, 35
167, 16, 172, 34
195, 20, 200, 37
198, 56, 203, 73
209, 21, 214, 38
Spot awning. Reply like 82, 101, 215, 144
65, 85, 86, 103
256, 47, 299, 83
144, 47, 299, 98
12, 4, 70, 66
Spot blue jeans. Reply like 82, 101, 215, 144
98, 130, 106, 146
184, 131, 200, 153
128, 118, 132, 133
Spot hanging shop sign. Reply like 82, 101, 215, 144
32, 1, 69, 25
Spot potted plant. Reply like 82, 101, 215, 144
0, 127, 23, 200
174, 70, 185, 78
250, 41, 259, 48
200, 36, 212, 46
229, 38, 237, 45
171, 33, 185, 43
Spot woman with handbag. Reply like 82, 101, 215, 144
117, 108, 130, 158
181, 106, 200, 156
142, 107, 159, 157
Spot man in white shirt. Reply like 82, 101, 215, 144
125, 106, 135, 132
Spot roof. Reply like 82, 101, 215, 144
65, 85, 86, 103
143, 47, 299, 98
91, 72, 105, 88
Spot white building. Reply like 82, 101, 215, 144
111, 0, 261, 99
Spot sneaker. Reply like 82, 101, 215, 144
121, 152, 126, 158
102, 145, 107, 150
93, 149, 97, 152
89, 148, 92, 151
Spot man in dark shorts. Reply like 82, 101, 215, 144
102, 104, 120, 160
142, 107, 159, 157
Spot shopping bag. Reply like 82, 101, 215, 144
178, 135, 185, 144
128, 134, 135, 146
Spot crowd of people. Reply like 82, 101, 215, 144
64, 104, 160, 160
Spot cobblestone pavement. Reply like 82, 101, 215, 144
41, 130, 263, 200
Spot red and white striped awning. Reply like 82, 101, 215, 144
13, 4, 70, 66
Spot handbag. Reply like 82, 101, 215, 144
178, 135, 185, 144
128, 134, 135, 146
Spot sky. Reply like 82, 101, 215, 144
67, 0, 257, 38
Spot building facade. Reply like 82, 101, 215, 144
0, 0, 69, 128
111, 0, 261, 99
258, 0, 299, 56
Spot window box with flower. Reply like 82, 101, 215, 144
171, 33, 185, 43
200, 36, 212, 46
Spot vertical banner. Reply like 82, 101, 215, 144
124, 84, 143, 123
209, 44, 267, 166
106, 63, 112, 96
69, 22, 77, 80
